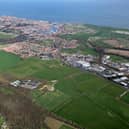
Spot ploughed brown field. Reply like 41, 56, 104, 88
103, 39, 124, 48
105, 49, 129, 58
0, 85, 49, 129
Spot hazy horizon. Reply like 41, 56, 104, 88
0, 0, 129, 28
0, 0, 127, 3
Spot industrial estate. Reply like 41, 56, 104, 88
0, 16, 129, 129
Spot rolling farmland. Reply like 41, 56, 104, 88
1, 55, 129, 129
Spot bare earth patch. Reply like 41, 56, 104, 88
105, 49, 129, 58
103, 39, 123, 48
113, 30, 129, 35
44, 117, 76, 129
45, 117, 63, 129
0, 85, 48, 129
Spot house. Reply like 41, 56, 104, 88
113, 78, 121, 83
120, 82, 128, 87
10, 80, 21, 87
76, 61, 91, 69
120, 76, 128, 81
10, 80, 41, 89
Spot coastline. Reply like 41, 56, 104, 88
1, 15, 129, 31
0, 1, 129, 29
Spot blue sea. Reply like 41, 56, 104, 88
0, 0, 129, 29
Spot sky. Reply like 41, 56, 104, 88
26, 0, 128, 6
0, 0, 127, 4
0, 0, 123, 2
0, 0, 126, 3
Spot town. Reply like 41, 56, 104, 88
0, 16, 129, 90
61, 53, 129, 89
0, 16, 80, 59
0, 15, 129, 129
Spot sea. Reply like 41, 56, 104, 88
0, 0, 129, 29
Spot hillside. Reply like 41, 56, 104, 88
0, 52, 128, 129
0, 17, 129, 129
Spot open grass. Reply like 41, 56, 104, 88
0, 115, 5, 127
0, 24, 129, 129
55, 73, 129, 129
40, 39, 53, 47
5, 58, 80, 80
31, 89, 71, 111
121, 93, 129, 104
60, 125, 73, 129
0, 32, 16, 39
110, 55, 129, 62
0, 51, 21, 71
59, 33, 98, 56
62, 47, 97, 55
2, 57, 129, 129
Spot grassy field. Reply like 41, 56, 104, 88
0, 51, 128, 129
0, 32, 16, 39
0, 24, 129, 129
31, 89, 71, 111
0, 115, 5, 128
62, 47, 97, 55
110, 55, 129, 62
59, 33, 98, 56
59, 125, 73, 129
40, 39, 54, 47
59, 25, 129, 58
121, 92, 129, 104
55, 74, 129, 129
0, 51, 21, 71
1, 56, 129, 129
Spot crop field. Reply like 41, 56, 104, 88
0, 32, 16, 40
4, 58, 80, 80
1, 56, 129, 129
59, 26, 129, 57
110, 55, 129, 62
0, 115, 5, 128
0, 51, 21, 71
105, 49, 129, 58
60, 125, 73, 129
44, 116, 75, 129
0, 85, 48, 129
55, 74, 129, 129
31, 89, 71, 111
121, 92, 129, 104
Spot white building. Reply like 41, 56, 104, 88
76, 61, 91, 69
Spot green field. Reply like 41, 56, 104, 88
40, 39, 53, 46
0, 115, 5, 128
121, 93, 129, 104
110, 55, 129, 62
0, 51, 21, 71
62, 47, 97, 55
55, 74, 129, 129
60, 125, 73, 129
1, 56, 129, 129
60, 33, 98, 56
31, 89, 71, 111
59, 24, 129, 58
0, 32, 16, 40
